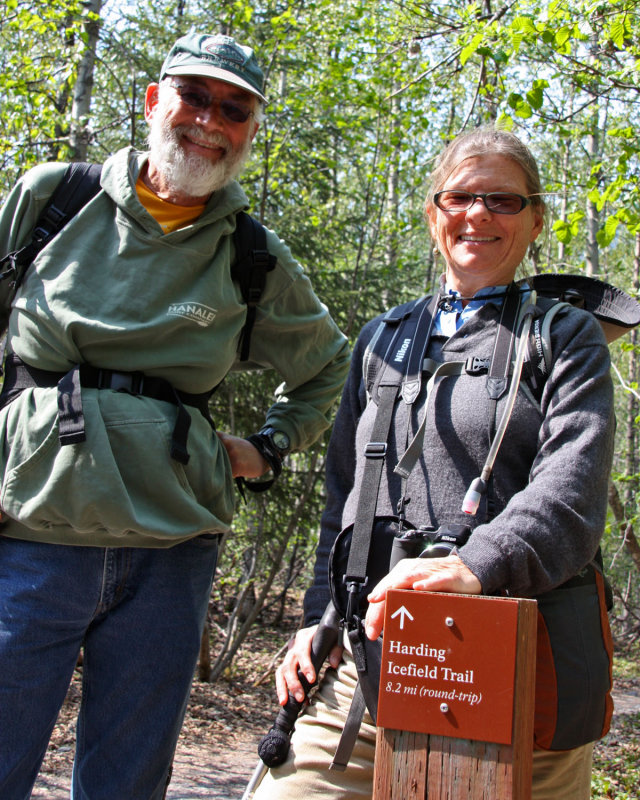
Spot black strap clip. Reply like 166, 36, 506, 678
465, 356, 491, 375
96, 369, 145, 395
343, 577, 368, 624
0, 252, 19, 287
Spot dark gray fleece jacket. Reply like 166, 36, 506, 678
304, 297, 615, 625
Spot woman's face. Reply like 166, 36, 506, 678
426, 154, 544, 296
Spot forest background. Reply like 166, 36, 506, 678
1, 0, 639, 701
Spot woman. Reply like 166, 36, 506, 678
253, 127, 615, 800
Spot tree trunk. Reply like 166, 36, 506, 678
585, 121, 600, 277
624, 235, 640, 508
558, 139, 570, 267
608, 480, 640, 574
382, 86, 400, 309
69, 0, 103, 161
198, 618, 212, 682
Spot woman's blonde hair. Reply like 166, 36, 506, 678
424, 126, 546, 220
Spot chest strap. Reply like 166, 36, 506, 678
0, 354, 214, 464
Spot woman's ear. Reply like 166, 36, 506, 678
425, 202, 438, 243
530, 207, 544, 243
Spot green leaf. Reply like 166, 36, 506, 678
588, 187, 601, 205
526, 85, 544, 110
596, 216, 619, 247
553, 220, 573, 243
510, 16, 537, 35
460, 33, 483, 66
609, 20, 626, 50
507, 92, 524, 110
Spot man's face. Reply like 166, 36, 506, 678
145, 76, 260, 201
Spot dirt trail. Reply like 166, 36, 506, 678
32, 737, 261, 799
32, 683, 640, 799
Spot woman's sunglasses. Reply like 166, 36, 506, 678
434, 191, 531, 215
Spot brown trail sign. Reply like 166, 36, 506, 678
373, 590, 537, 800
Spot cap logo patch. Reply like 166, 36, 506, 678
203, 38, 245, 66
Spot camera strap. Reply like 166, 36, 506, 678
330, 294, 439, 770
343, 294, 439, 610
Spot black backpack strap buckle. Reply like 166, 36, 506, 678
465, 356, 491, 375
0, 252, 20, 287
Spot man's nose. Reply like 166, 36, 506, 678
194, 101, 226, 128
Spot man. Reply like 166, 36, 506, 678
0, 32, 349, 799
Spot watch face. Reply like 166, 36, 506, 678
271, 430, 290, 452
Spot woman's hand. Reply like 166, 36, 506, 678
217, 432, 270, 478
275, 625, 344, 706
364, 554, 482, 641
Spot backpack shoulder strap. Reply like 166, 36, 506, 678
523, 297, 571, 404
364, 294, 438, 405
331, 294, 439, 769
1, 162, 103, 293
34, 162, 103, 243
343, 294, 439, 595
230, 211, 277, 361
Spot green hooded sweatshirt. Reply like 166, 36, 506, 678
0, 147, 350, 546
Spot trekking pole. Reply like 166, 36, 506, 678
241, 602, 341, 799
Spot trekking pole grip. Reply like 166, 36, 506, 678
257, 602, 341, 767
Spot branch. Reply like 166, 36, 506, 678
253, 640, 289, 687
459, 59, 485, 130
387, 46, 462, 99
612, 361, 640, 402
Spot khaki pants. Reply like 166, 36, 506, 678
252, 647, 593, 800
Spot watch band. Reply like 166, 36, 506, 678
245, 432, 284, 479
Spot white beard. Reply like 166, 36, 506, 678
147, 115, 252, 200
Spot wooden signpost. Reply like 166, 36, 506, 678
373, 590, 538, 800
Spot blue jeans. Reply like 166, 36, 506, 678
0, 533, 219, 800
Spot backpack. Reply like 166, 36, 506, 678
0, 161, 277, 468
326, 277, 635, 764
0, 161, 276, 361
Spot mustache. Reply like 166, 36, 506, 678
174, 125, 231, 151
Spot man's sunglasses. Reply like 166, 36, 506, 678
434, 191, 532, 215
170, 82, 255, 124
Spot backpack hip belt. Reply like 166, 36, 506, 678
0, 354, 214, 465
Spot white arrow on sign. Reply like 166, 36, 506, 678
390, 605, 414, 629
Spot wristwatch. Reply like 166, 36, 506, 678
245, 427, 291, 481
261, 426, 291, 458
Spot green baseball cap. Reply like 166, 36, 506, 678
160, 32, 266, 102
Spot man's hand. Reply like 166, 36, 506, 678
364, 554, 482, 641
217, 432, 270, 478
